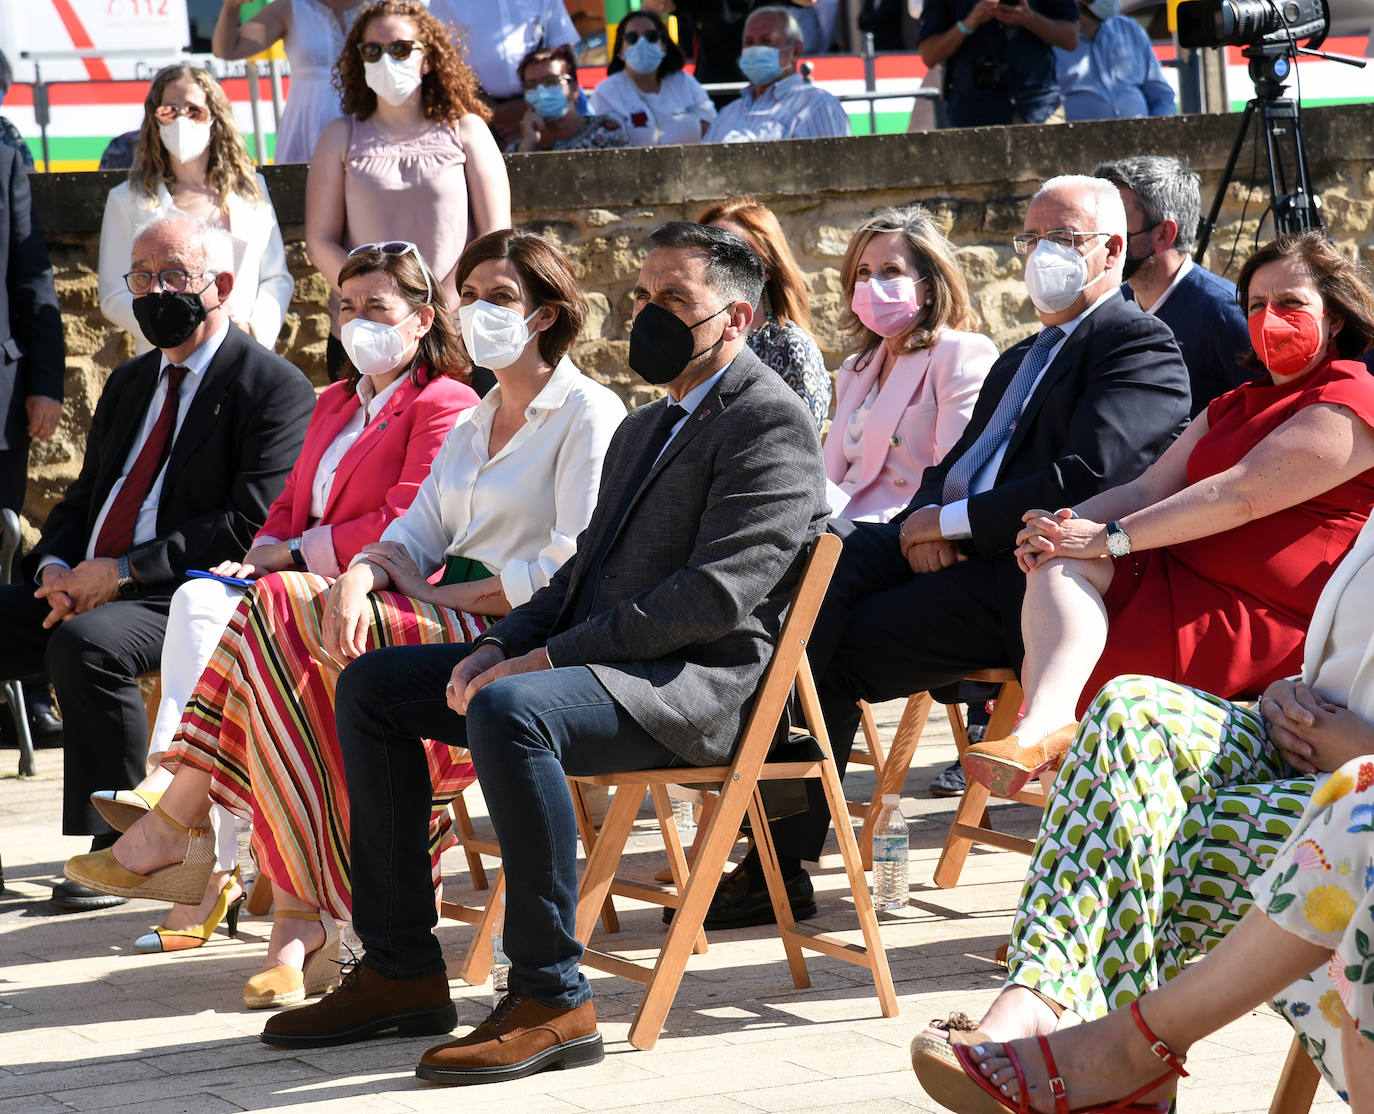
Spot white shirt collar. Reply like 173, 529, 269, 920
1054, 283, 1121, 341
158, 316, 231, 378
357, 372, 408, 423
675, 366, 728, 416
1141, 255, 1195, 315
744, 71, 803, 105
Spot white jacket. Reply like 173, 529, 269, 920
98, 174, 293, 355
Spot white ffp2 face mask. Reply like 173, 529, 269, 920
159, 116, 212, 163
459, 301, 540, 370
341, 312, 417, 376
1024, 238, 1094, 315
364, 55, 424, 106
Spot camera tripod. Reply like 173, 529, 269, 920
1194, 42, 1323, 260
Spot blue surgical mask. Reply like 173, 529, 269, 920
524, 83, 572, 121
624, 35, 667, 75
738, 45, 787, 87
1086, 0, 1121, 18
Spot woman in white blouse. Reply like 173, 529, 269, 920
590, 11, 716, 146
72, 230, 624, 1012
98, 65, 293, 354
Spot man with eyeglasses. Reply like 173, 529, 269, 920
1096, 155, 1251, 417
0, 211, 315, 913
704, 176, 1192, 930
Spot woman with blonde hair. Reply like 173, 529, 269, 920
698, 197, 831, 429
307, 0, 511, 377
98, 65, 293, 354
827, 204, 994, 523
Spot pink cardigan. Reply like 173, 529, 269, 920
823, 328, 996, 522
254, 370, 479, 575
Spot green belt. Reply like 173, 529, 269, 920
438, 554, 495, 586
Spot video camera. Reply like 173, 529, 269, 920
1176, 0, 1329, 51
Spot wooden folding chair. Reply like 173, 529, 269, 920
1269, 1033, 1321, 1114
568, 533, 898, 1051
850, 670, 1046, 888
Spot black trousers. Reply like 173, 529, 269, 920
772, 516, 1021, 862
0, 439, 29, 582
0, 582, 173, 835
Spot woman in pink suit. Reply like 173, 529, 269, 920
87, 242, 478, 955
825, 205, 996, 524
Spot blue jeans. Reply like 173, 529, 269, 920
335, 644, 680, 1008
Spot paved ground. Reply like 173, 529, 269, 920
0, 700, 1342, 1113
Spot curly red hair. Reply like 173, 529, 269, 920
334, 0, 490, 124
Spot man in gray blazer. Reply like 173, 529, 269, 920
261, 223, 828, 1081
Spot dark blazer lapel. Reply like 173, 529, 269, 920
164, 327, 244, 480
1003, 300, 1113, 462
591, 352, 753, 568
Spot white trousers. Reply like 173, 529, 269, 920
149, 577, 247, 872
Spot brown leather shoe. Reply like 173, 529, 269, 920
260, 964, 456, 1048
961, 723, 1078, 796
415, 993, 603, 1085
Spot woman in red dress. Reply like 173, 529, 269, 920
964, 231, 1374, 795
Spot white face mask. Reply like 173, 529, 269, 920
1024, 238, 1095, 315
459, 301, 540, 370
364, 54, 424, 106
341, 312, 417, 376
158, 116, 212, 163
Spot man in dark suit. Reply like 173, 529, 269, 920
1096, 155, 1251, 415
0, 143, 65, 744
706, 175, 1193, 927
0, 211, 315, 911
259, 222, 827, 1081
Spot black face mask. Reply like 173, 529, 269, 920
1122, 248, 1155, 282
628, 301, 728, 386
132, 290, 210, 350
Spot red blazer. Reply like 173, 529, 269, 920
254, 369, 479, 574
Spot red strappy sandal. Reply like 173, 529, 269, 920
936, 1001, 1188, 1114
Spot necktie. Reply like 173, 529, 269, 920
93, 364, 189, 560
941, 326, 1064, 504
566, 401, 685, 626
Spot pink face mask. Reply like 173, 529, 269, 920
851, 276, 925, 338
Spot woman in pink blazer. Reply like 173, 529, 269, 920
89, 242, 478, 954
824, 205, 996, 523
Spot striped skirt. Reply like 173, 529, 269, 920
166, 570, 488, 921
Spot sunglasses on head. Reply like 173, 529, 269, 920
358, 39, 425, 63
347, 240, 433, 305
623, 29, 661, 45
154, 103, 211, 124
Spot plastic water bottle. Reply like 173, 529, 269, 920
872, 794, 909, 912
670, 795, 696, 837
490, 889, 510, 1008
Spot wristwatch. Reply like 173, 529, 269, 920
115, 555, 138, 596
471, 633, 513, 661
288, 537, 308, 568
1105, 521, 1131, 558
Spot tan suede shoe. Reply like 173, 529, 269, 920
415, 994, 603, 1085
259, 964, 456, 1048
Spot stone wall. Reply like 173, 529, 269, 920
26, 103, 1374, 540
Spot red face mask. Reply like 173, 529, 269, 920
1247, 303, 1326, 378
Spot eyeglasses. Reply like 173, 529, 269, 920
623, 29, 661, 45
154, 103, 211, 124
347, 240, 433, 305
522, 72, 572, 91
1011, 229, 1109, 255
358, 39, 425, 63
123, 268, 216, 295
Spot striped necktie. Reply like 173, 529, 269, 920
942, 326, 1064, 504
